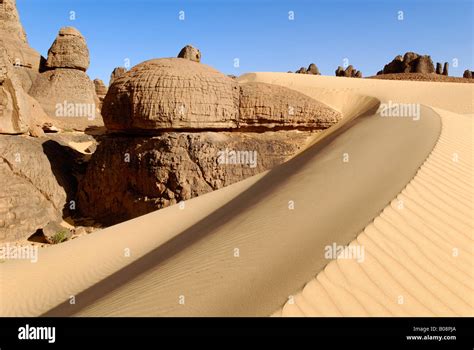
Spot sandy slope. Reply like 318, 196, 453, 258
274, 109, 473, 316
0, 74, 471, 317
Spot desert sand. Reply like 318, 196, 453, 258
0, 74, 472, 317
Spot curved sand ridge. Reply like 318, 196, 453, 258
274, 109, 473, 316
0, 76, 449, 316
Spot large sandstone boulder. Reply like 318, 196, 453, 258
102, 58, 240, 131
463, 70, 473, 79
45, 27, 90, 71
0, 48, 49, 134
77, 131, 313, 224
0, 136, 71, 242
239, 82, 340, 129
177, 45, 201, 63
29, 69, 100, 128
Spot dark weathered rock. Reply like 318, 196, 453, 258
335, 65, 362, 78
436, 62, 442, 75
381, 52, 434, 75
77, 131, 314, 224
295, 67, 307, 74
415, 55, 435, 74
307, 63, 320, 75
177, 45, 201, 63
442, 62, 449, 76
463, 69, 473, 79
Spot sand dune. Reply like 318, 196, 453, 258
275, 109, 473, 316
0, 74, 471, 317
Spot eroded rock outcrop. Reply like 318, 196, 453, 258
0, 0, 42, 90
29, 27, 101, 130
335, 65, 362, 78
379, 52, 435, 75
239, 82, 339, 129
103, 58, 240, 131
0, 136, 70, 241
295, 63, 321, 75
177, 45, 201, 63
109, 67, 127, 86
463, 70, 473, 79
77, 131, 312, 224
0, 48, 50, 135
45, 27, 90, 71
79, 57, 341, 224
94, 78, 107, 108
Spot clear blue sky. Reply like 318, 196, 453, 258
17, 0, 473, 84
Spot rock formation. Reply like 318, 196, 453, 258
45, 27, 89, 71
295, 63, 321, 75
436, 62, 442, 74
239, 82, 339, 129
0, 136, 75, 242
177, 45, 201, 63
0, 0, 42, 90
79, 57, 341, 224
77, 131, 313, 224
93, 78, 107, 108
380, 52, 435, 75
109, 67, 127, 86
335, 65, 362, 78
442, 62, 449, 76
463, 70, 473, 79
103, 58, 240, 131
29, 27, 101, 130
0, 48, 49, 135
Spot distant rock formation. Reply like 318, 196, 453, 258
442, 62, 449, 76
45, 27, 89, 71
177, 44, 201, 63
93, 78, 107, 108
295, 63, 321, 75
79, 57, 341, 224
29, 27, 101, 130
335, 65, 362, 78
109, 67, 127, 86
436, 62, 442, 74
463, 70, 473, 79
379, 52, 435, 75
